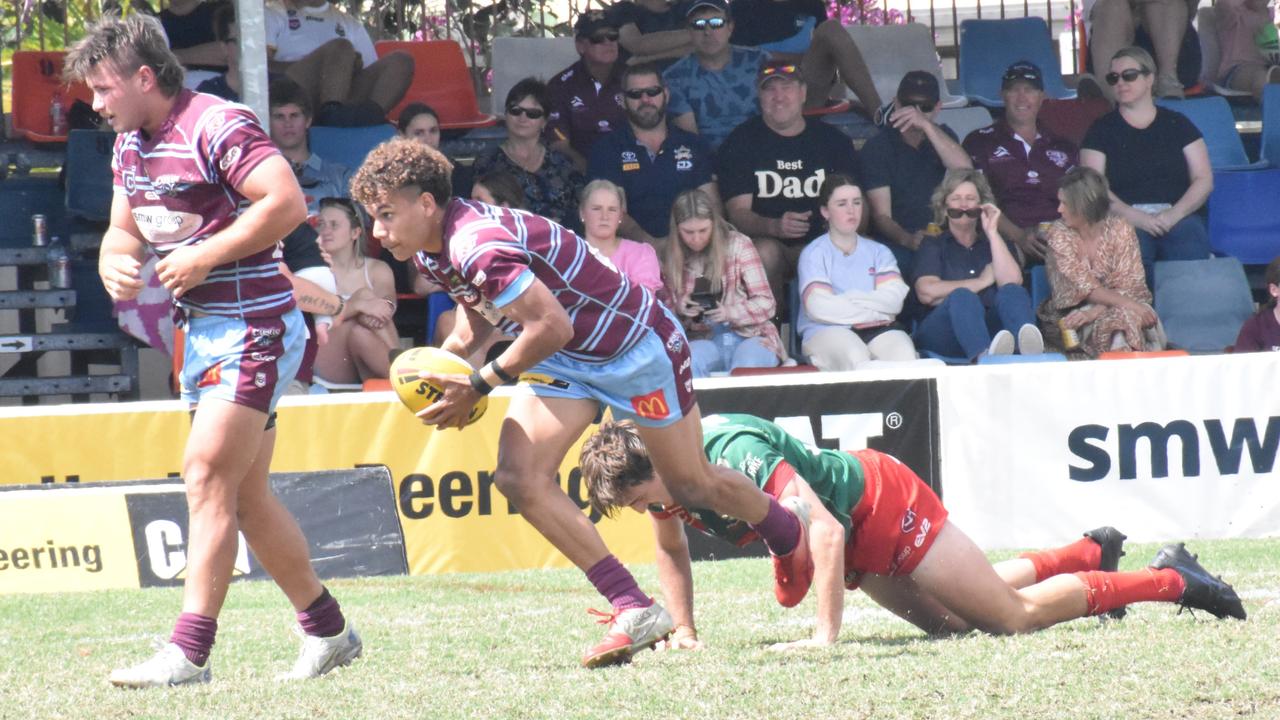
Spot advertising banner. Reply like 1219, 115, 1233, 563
0, 487, 139, 594
936, 353, 1280, 549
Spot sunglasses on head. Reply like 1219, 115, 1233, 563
900, 99, 936, 113
624, 86, 664, 100
760, 64, 799, 79
945, 207, 982, 219
588, 30, 620, 44
506, 106, 546, 119
690, 16, 727, 30
1104, 68, 1151, 85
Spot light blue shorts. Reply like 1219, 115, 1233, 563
179, 307, 306, 415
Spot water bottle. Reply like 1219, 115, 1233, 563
47, 236, 72, 289
718, 324, 736, 370
50, 91, 67, 136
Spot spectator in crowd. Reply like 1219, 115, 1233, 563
963, 61, 1078, 266
719, 60, 863, 302
475, 79, 584, 231
862, 71, 972, 276
609, 0, 696, 67
1038, 167, 1165, 356
471, 170, 529, 210
546, 10, 628, 171
579, 180, 666, 297
587, 64, 716, 247
1214, 0, 1280, 100
797, 174, 916, 369
277, 219, 343, 394
311, 198, 400, 384
663, 188, 788, 376
1233, 256, 1280, 353
663, 0, 767, 150
398, 103, 474, 202
912, 169, 1043, 360
728, 0, 882, 113
1080, 46, 1212, 284
1084, 0, 1201, 99
160, 0, 231, 89
265, 0, 413, 126
193, 3, 241, 100
267, 77, 352, 219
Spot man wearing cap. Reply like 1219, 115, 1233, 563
861, 71, 972, 274
963, 61, 1078, 265
718, 60, 863, 301
587, 63, 718, 247
546, 11, 628, 172
663, 0, 768, 150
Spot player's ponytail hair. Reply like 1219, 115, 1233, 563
580, 420, 653, 519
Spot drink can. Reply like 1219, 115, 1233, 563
1059, 319, 1081, 350
32, 214, 48, 246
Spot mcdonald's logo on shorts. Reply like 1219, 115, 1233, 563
197, 361, 223, 388
629, 389, 670, 420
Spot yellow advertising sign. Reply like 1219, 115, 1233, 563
0, 490, 139, 594
0, 393, 654, 575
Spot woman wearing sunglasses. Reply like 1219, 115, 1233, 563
1080, 46, 1212, 285
474, 78, 584, 231
910, 169, 1043, 361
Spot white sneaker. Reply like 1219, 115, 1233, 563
1017, 324, 1044, 355
582, 602, 674, 668
109, 642, 211, 688
988, 329, 1015, 356
279, 622, 363, 680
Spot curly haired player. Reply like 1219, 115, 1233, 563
582, 413, 1246, 650
349, 138, 813, 667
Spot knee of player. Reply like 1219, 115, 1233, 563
182, 470, 237, 512
490, 465, 541, 502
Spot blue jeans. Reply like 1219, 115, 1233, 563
1134, 214, 1210, 287
690, 322, 778, 377
912, 285, 1036, 359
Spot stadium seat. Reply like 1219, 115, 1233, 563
728, 365, 819, 376
976, 352, 1067, 364
1195, 7, 1253, 98
1098, 349, 1190, 360
1156, 96, 1257, 169
309, 124, 397, 171
64, 130, 115, 222
362, 378, 393, 392
1153, 257, 1255, 353
424, 291, 456, 344
491, 37, 579, 115
1207, 167, 1280, 264
937, 106, 993, 143
844, 23, 968, 109
1259, 84, 1280, 165
10, 51, 93, 142
1029, 264, 1050, 311
375, 40, 498, 130
957, 18, 1076, 106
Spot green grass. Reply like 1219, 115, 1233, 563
1, 538, 1277, 720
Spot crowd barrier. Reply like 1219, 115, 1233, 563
1, 352, 1276, 594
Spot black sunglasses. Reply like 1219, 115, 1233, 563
588, 30, 620, 44
624, 86, 664, 100
690, 17, 727, 30
506, 106, 547, 119
945, 207, 982, 219
901, 99, 936, 113
1104, 68, 1151, 85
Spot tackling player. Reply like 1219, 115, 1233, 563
349, 138, 812, 667
582, 413, 1246, 650
68, 14, 360, 687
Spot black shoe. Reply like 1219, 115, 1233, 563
1150, 542, 1247, 620
1084, 526, 1128, 620
314, 100, 388, 127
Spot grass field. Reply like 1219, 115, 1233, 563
1, 537, 1277, 720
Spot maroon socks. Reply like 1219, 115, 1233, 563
298, 587, 347, 638
586, 555, 650, 611
752, 498, 801, 557
170, 612, 217, 667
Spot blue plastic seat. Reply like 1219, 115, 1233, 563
424, 291, 456, 345
309, 124, 398, 171
64, 129, 116, 222
1153, 257, 1255, 353
1029, 264, 1050, 310
1156, 97, 1257, 169
1260, 84, 1280, 166
1207, 168, 1280, 264
976, 352, 1067, 364
958, 18, 1076, 106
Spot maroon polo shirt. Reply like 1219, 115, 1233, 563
545, 59, 626, 160
963, 121, 1078, 229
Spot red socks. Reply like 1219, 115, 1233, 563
586, 555, 650, 611
1074, 568, 1185, 616
1020, 536, 1103, 582
170, 612, 217, 666
298, 587, 347, 638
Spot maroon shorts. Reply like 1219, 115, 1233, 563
843, 449, 949, 590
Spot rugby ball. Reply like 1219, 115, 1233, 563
389, 346, 488, 425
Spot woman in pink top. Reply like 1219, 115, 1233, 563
1216, 0, 1280, 99
579, 179, 666, 297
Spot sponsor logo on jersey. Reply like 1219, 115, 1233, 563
1046, 149, 1070, 167
992, 145, 1011, 159
665, 330, 684, 354
254, 371, 268, 388
914, 516, 932, 547
900, 507, 917, 533
571, 95, 585, 108
220, 146, 242, 171
630, 388, 670, 420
